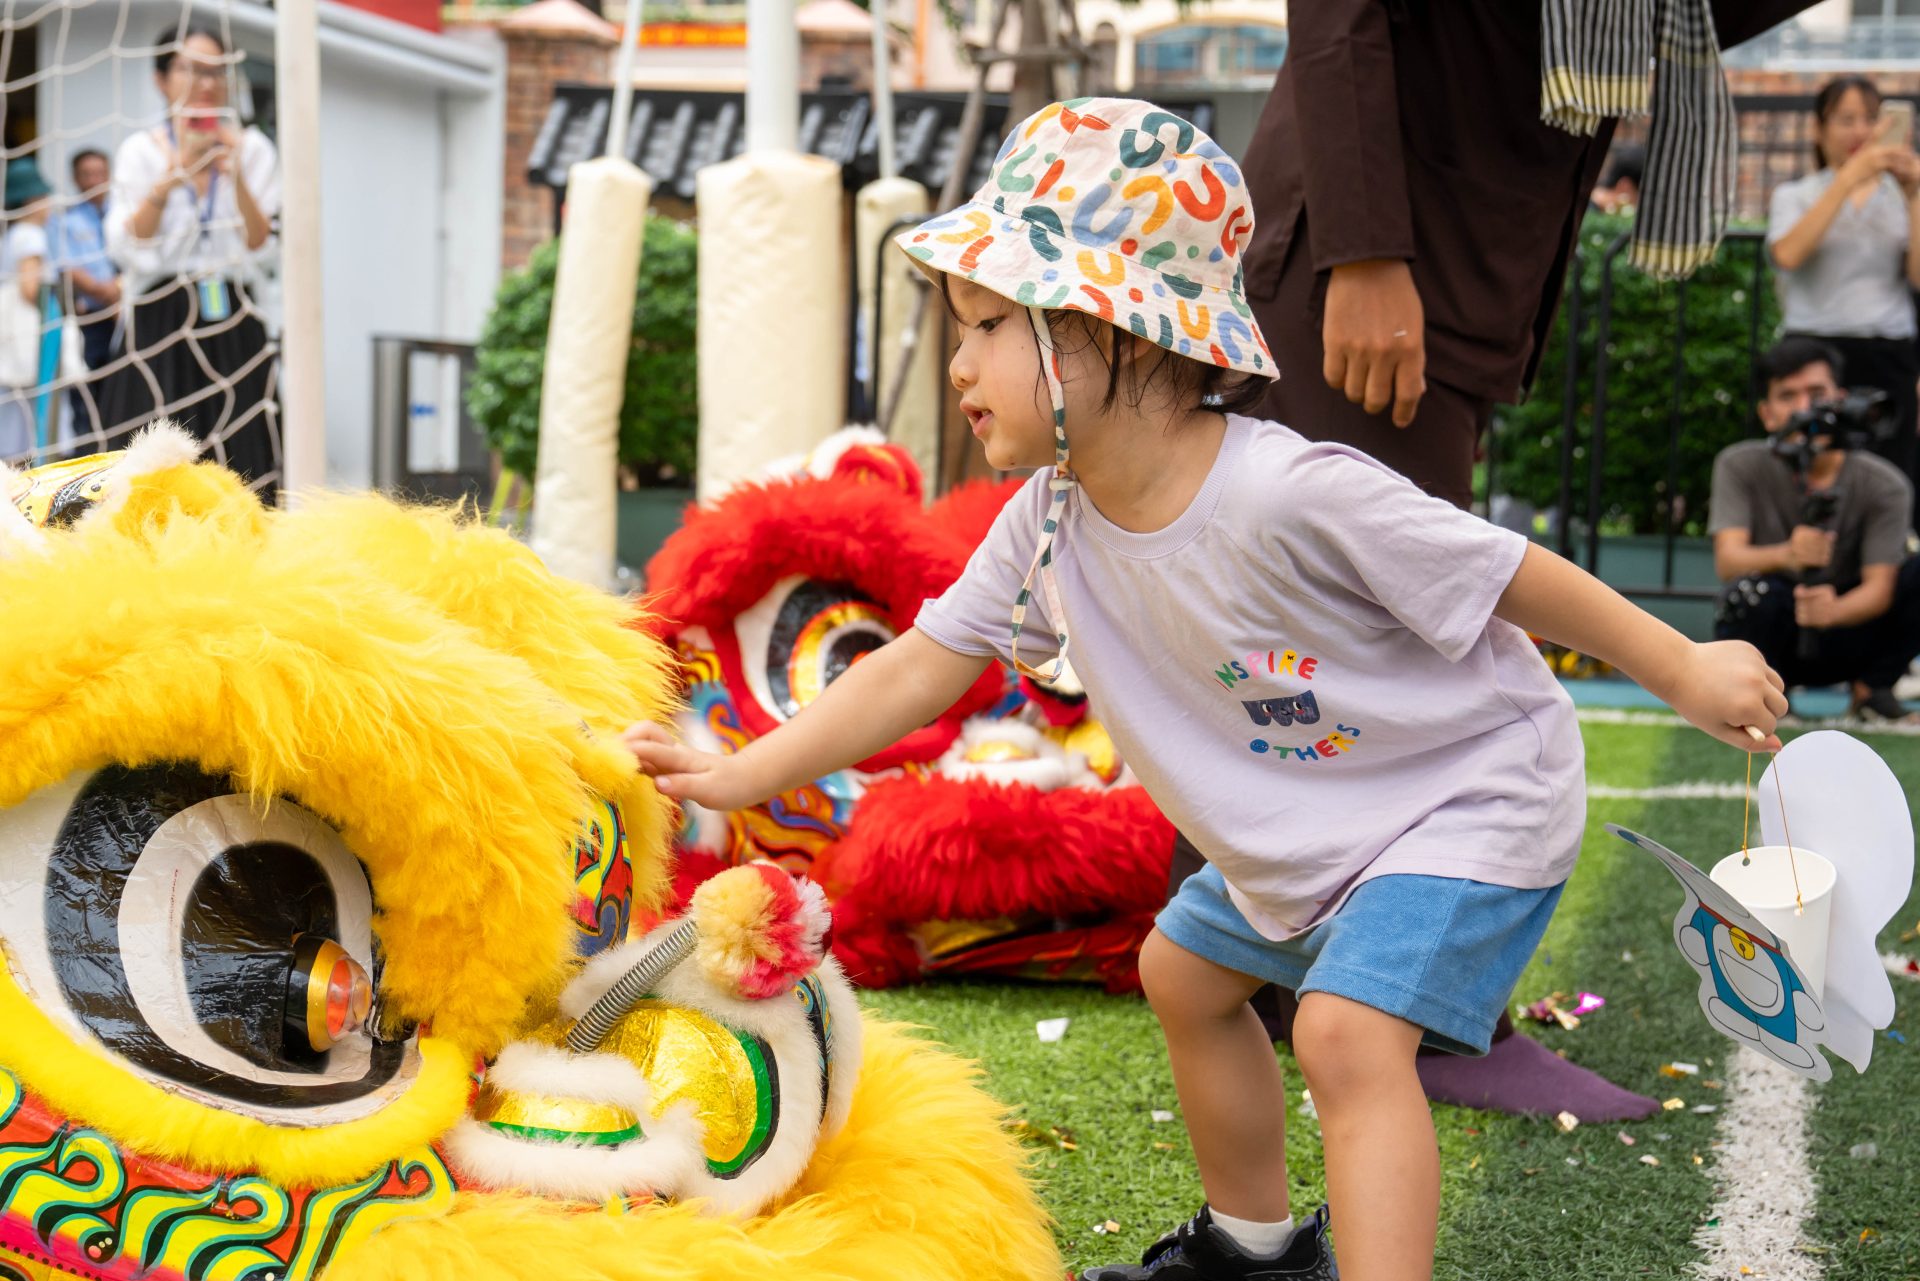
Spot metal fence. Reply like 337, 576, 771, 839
1496, 91, 1821, 605
1487, 228, 1774, 607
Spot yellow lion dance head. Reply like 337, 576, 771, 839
0, 429, 1056, 1281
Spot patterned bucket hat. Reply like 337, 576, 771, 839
894, 98, 1276, 684
896, 97, 1275, 380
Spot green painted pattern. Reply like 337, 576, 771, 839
707, 1033, 776, 1178
485, 1120, 643, 1148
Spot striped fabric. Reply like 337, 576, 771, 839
1009, 304, 1074, 683
1540, 0, 1736, 280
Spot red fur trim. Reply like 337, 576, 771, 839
926, 477, 1025, 551
829, 923, 925, 989
644, 478, 966, 633
830, 442, 923, 501
817, 776, 1172, 928
657, 848, 732, 925
1018, 676, 1089, 727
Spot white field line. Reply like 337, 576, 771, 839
1690, 1047, 1821, 1281
1588, 782, 1749, 800
1583, 706, 1829, 1277
1576, 707, 1920, 737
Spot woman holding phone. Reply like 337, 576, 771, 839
1769, 75, 1920, 498
102, 23, 279, 493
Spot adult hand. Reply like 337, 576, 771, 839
175, 124, 223, 179
1891, 150, 1920, 200
1785, 524, 1835, 572
1323, 258, 1426, 428
1838, 144, 1900, 194
209, 125, 243, 177
1793, 583, 1841, 629
1661, 639, 1787, 752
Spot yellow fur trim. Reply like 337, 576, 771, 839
0, 957, 472, 1186
270, 494, 680, 913
0, 463, 677, 1052
327, 1020, 1061, 1281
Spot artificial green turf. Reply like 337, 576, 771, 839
860, 719, 1920, 1278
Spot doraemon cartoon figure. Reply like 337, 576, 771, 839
1610, 826, 1829, 1077
1607, 730, 1912, 1083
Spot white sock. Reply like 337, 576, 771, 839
1210, 1209, 1295, 1259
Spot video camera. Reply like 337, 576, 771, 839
1767, 389, 1891, 474
1766, 390, 1887, 660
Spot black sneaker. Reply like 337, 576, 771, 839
1079, 1204, 1337, 1281
1851, 687, 1917, 723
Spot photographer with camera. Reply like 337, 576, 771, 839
1710, 337, 1920, 721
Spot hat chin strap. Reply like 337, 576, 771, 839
1009, 305, 1074, 683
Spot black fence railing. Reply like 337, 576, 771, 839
1487, 228, 1772, 607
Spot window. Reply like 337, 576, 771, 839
1135, 22, 1286, 87
1220, 24, 1287, 74
1137, 31, 1204, 75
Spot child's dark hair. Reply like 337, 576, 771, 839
939, 275, 1269, 421
153, 23, 228, 77
1813, 75, 1881, 167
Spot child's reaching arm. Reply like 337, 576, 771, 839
1495, 543, 1790, 752
623, 628, 993, 812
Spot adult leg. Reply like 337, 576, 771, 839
1825, 335, 1920, 513
1713, 572, 1807, 685
1789, 556, 1920, 693
1293, 993, 1435, 1281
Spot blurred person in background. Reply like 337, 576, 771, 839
51, 147, 122, 449
102, 22, 279, 492
1768, 75, 1920, 504
1711, 337, 1920, 722
1, 158, 76, 463
52, 149, 121, 373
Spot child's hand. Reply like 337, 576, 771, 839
622, 721, 763, 812
1663, 640, 1788, 753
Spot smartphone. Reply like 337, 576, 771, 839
1881, 99, 1914, 150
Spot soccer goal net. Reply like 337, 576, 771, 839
0, 0, 282, 493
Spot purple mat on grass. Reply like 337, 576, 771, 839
1415, 1032, 1661, 1121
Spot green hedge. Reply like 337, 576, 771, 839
467, 215, 699, 485
1491, 212, 1781, 536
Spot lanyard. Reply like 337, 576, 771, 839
164, 121, 222, 238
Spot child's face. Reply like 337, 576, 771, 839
946, 278, 1066, 473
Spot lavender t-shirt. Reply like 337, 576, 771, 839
915, 415, 1585, 941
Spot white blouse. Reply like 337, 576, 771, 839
105, 124, 280, 292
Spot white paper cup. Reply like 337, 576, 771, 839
1709, 846, 1837, 1001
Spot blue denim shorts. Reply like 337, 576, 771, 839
1156, 865, 1565, 1056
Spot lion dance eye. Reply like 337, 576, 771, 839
734, 578, 897, 722
287, 936, 374, 1054
0, 762, 413, 1122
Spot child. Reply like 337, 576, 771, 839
625, 98, 1786, 1281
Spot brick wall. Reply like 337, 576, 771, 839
1725, 68, 1920, 224
456, 9, 616, 272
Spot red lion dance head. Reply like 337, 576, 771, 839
644, 431, 1172, 990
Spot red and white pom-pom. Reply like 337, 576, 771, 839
690, 863, 832, 1000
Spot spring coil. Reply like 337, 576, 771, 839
565, 917, 700, 1053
